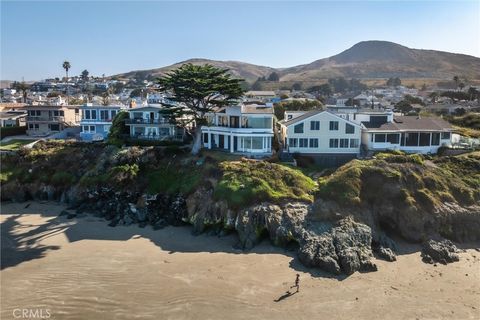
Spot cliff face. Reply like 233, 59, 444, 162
1, 141, 479, 275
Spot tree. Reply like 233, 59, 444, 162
267, 72, 280, 82
386, 77, 401, 87
395, 100, 413, 115
13, 81, 30, 103
81, 69, 89, 82
453, 75, 459, 90
429, 92, 439, 103
307, 84, 332, 97
292, 82, 302, 91
107, 112, 130, 147
157, 64, 245, 154
274, 100, 322, 120
63, 60, 71, 104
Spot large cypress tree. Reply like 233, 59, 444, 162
157, 63, 245, 154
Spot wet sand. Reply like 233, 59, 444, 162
1, 202, 479, 320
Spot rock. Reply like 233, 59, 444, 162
421, 239, 460, 264
59, 210, 69, 216
376, 247, 397, 262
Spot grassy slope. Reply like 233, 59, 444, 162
317, 152, 480, 211
0, 139, 33, 151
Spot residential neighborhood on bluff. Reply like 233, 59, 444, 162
1, 2, 479, 316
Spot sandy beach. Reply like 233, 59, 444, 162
1, 201, 479, 320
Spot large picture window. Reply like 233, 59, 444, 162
345, 123, 355, 134
405, 133, 419, 146
386, 133, 400, 144
431, 132, 440, 146
294, 123, 304, 133
419, 133, 431, 146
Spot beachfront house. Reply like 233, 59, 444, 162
25, 105, 80, 136
125, 105, 185, 141
280, 110, 363, 158
79, 104, 126, 141
201, 103, 274, 155
360, 115, 453, 154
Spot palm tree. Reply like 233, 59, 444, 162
63, 61, 71, 104
453, 75, 459, 90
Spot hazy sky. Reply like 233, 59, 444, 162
1, 1, 479, 81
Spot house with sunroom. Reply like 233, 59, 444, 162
125, 105, 186, 141
279, 110, 362, 157
361, 115, 453, 154
79, 104, 126, 141
201, 103, 274, 155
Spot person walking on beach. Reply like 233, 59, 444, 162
290, 274, 300, 293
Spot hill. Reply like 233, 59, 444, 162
112, 41, 480, 84
114, 58, 276, 83
280, 41, 480, 81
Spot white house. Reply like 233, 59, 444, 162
361, 115, 453, 154
201, 103, 274, 155
280, 110, 362, 156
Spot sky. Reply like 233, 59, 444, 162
1, 0, 479, 81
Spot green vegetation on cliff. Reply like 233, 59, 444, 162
318, 151, 480, 210
214, 160, 316, 208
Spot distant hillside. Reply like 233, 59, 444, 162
114, 59, 276, 83
112, 41, 480, 83
280, 41, 480, 81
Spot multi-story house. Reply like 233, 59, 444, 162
79, 104, 126, 141
125, 105, 185, 141
25, 105, 80, 136
280, 110, 363, 157
201, 103, 274, 154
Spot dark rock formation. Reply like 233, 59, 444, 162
421, 239, 460, 264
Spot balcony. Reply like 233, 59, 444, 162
80, 118, 114, 123
201, 125, 273, 134
26, 116, 65, 122
125, 118, 171, 125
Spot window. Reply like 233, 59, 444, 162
431, 133, 440, 146
345, 123, 355, 134
83, 126, 95, 133
287, 115, 293, 120
310, 121, 320, 130
386, 134, 400, 144
111, 110, 117, 119
100, 110, 109, 120
84, 110, 91, 120
203, 133, 209, 143
405, 133, 419, 146
91, 110, 97, 119
329, 121, 339, 131
252, 137, 263, 149
419, 133, 431, 146
339, 138, 349, 148
441, 132, 451, 140
329, 139, 339, 148
299, 138, 308, 148
49, 124, 60, 131
309, 138, 318, 148
289, 138, 298, 148
374, 134, 386, 143
75, 108, 79, 114
350, 139, 359, 148
294, 123, 304, 133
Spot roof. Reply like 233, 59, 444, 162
128, 106, 165, 112
241, 104, 273, 114
365, 116, 452, 132
24, 105, 79, 110
282, 110, 362, 128
245, 91, 276, 96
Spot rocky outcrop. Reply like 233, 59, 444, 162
421, 239, 460, 264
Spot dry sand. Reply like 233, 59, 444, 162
1, 201, 479, 320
